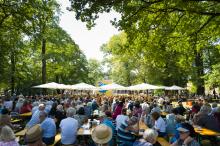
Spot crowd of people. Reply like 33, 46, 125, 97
0, 94, 219, 146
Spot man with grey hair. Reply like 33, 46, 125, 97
193, 104, 220, 132
59, 107, 78, 145
39, 111, 56, 145
26, 104, 46, 128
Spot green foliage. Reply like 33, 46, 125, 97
0, 0, 101, 95
70, 0, 220, 94
87, 59, 104, 85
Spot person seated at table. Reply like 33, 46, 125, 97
39, 111, 56, 145
48, 102, 57, 118
20, 100, 32, 114
170, 115, 185, 144
91, 124, 112, 146
193, 104, 220, 132
112, 101, 124, 120
84, 102, 93, 118
0, 108, 13, 131
0, 125, 19, 146
14, 97, 24, 113
102, 111, 116, 146
171, 122, 200, 146
164, 102, 173, 114
25, 124, 46, 146
133, 101, 142, 117
175, 101, 186, 116
165, 109, 176, 136
213, 106, 220, 128
151, 112, 166, 137
92, 99, 99, 111
210, 102, 218, 115
117, 116, 139, 146
31, 101, 39, 114
101, 101, 109, 113
59, 107, 78, 145
26, 103, 46, 128
116, 108, 129, 130
189, 101, 200, 119
54, 104, 66, 130
150, 104, 161, 114
133, 129, 158, 146
74, 107, 88, 128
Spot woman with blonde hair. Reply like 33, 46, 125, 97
0, 125, 19, 146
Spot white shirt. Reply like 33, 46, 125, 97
60, 117, 78, 145
116, 114, 129, 130
154, 117, 166, 133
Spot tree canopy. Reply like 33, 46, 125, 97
70, 0, 220, 94
0, 0, 104, 95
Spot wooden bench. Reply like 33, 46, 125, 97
157, 137, 170, 146
11, 119, 22, 123
49, 133, 61, 146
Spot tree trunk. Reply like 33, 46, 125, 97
55, 75, 60, 94
42, 38, 47, 95
10, 50, 15, 94
194, 50, 205, 95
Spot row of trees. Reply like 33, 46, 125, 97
0, 0, 104, 95
70, 0, 220, 95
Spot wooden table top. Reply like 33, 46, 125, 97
139, 121, 148, 130
157, 137, 170, 146
20, 112, 32, 117
77, 128, 91, 135
15, 129, 27, 136
194, 126, 220, 136
137, 121, 170, 146
16, 127, 92, 137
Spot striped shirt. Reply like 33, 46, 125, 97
117, 121, 136, 143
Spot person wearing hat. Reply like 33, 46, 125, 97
91, 124, 112, 146
0, 125, 19, 146
25, 124, 46, 146
171, 122, 200, 146
117, 116, 139, 146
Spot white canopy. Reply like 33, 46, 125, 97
165, 85, 185, 90
127, 83, 163, 90
99, 83, 126, 90
32, 82, 60, 89
71, 83, 97, 90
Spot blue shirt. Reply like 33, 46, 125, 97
27, 110, 40, 128
40, 117, 56, 138
102, 118, 116, 146
117, 121, 136, 143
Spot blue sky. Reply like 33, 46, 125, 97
58, 0, 121, 61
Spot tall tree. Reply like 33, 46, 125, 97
69, 0, 220, 94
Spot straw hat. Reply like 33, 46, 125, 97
25, 124, 42, 143
91, 124, 112, 144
